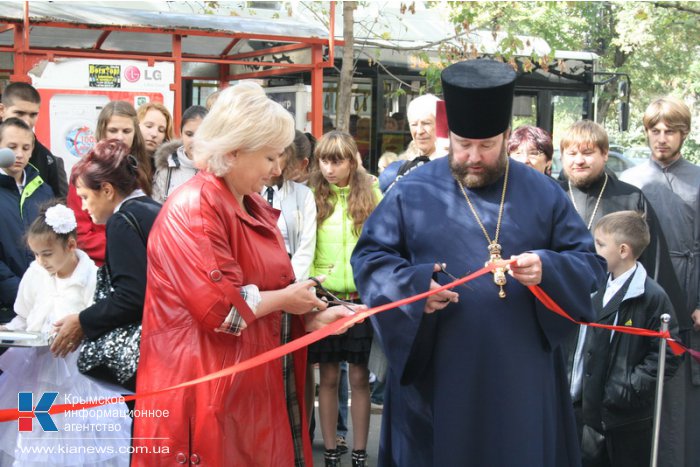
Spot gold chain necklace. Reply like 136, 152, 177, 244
458, 158, 510, 299
568, 172, 608, 230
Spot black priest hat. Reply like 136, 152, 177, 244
440, 59, 517, 139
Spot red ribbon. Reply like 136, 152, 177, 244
0, 259, 696, 422
528, 285, 696, 359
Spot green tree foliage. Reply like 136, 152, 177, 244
434, 1, 700, 162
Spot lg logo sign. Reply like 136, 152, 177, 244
124, 66, 163, 83
124, 66, 141, 83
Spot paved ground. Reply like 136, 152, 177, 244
310, 404, 383, 467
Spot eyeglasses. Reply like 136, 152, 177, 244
510, 151, 545, 163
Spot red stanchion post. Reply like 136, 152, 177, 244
650, 313, 671, 467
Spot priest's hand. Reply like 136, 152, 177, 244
424, 263, 459, 314
692, 308, 700, 332
509, 253, 542, 286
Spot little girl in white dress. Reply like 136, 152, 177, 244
0, 202, 131, 467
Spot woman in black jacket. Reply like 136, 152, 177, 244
51, 139, 161, 391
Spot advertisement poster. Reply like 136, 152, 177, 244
88, 64, 121, 88
31, 59, 174, 174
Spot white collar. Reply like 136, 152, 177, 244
114, 189, 147, 213
607, 264, 636, 289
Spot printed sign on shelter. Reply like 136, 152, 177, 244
89, 64, 121, 88
31, 58, 175, 176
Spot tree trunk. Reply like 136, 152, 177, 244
336, 1, 356, 133
596, 92, 613, 125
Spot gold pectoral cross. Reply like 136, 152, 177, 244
485, 243, 509, 298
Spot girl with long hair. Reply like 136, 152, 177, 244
137, 101, 174, 164
308, 130, 381, 467
67, 101, 152, 265
96, 101, 152, 191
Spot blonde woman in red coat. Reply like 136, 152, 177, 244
132, 82, 357, 466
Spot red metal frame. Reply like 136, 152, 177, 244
92, 31, 111, 50
227, 42, 312, 60
2, 1, 341, 133
220, 38, 242, 57
172, 34, 182, 130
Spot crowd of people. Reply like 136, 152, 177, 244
0, 58, 697, 467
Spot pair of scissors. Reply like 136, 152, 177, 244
435, 263, 473, 292
309, 277, 357, 313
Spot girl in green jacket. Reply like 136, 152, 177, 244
308, 131, 381, 467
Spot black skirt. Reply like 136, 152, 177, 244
307, 300, 373, 365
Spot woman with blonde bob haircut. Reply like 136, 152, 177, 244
132, 81, 357, 467
193, 81, 295, 177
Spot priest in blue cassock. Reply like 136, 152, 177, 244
351, 59, 607, 467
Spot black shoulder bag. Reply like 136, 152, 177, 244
77, 210, 146, 387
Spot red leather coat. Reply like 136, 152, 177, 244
132, 172, 312, 466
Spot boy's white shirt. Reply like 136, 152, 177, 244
603, 263, 638, 306
571, 261, 647, 399
604, 262, 646, 341
6, 249, 97, 333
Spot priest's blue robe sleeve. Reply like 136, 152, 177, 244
352, 188, 437, 385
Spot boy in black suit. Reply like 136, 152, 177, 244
578, 211, 680, 466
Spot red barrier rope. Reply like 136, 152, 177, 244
1, 259, 697, 422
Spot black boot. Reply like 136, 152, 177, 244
324, 448, 341, 467
351, 450, 368, 467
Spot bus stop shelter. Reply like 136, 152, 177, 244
0, 1, 336, 135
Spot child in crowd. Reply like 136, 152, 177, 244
291, 131, 316, 185
307, 130, 381, 467
152, 105, 207, 203
0, 82, 67, 197
0, 202, 131, 467
137, 101, 174, 165
578, 211, 679, 467
262, 129, 317, 280
66, 101, 151, 265
261, 130, 321, 447
0, 118, 54, 323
